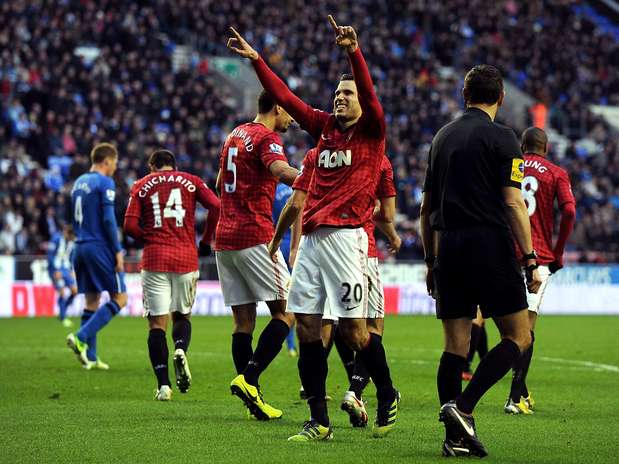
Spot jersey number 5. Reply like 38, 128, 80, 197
224, 147, 238, 193
521, 176, 539, 216
151, 188, 186, 228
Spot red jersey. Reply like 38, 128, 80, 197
253, 47, 386, 234
520, 154, 576, 264
124, 171, 220, 273
294, 152, 396, 258
365, 156, 397, 258
215, 122, 288, 251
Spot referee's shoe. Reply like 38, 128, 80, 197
439, 401, 488, 457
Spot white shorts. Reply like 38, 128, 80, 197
216, 244, 290, 306
525, 265, 551, 313
142, 270, 199, 317
323, 256, 385, 321
289, 227, 369, 319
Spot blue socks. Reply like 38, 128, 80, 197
77, 301, 122, 356
286, 325, 297, 351
58, 296, 68, 321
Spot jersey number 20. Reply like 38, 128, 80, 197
151, 188, 186, 228
521, 176, 539, 216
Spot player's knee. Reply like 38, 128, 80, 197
276, 311, 295, 328
511, 330, 532, 353
339, 326, 369, 351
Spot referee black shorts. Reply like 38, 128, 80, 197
433, 226, 527, 320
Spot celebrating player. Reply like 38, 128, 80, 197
228, 16, 399, 441
66, 143, 127, 370
504, 127, 576, 414
123, 150, 220, 401
215, 90, 298, 421
48, 223, 77, 328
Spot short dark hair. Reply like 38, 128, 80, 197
258, 90, 277, 114
521, 127, 548, 154
340, 73, 354, 82
463, 65, 504, 105
148, 149, 177, 170
90, 143, 118, 164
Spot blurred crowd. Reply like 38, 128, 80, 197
1, 0, 617, 262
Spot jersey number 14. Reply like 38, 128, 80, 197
151, 188, 186, 228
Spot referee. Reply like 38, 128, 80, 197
420, 64, 542, 457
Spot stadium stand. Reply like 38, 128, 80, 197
0, 0, 617, 261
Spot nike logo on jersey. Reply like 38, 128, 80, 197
318, 149, 352, 168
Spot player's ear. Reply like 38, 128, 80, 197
497, 90, 505, 107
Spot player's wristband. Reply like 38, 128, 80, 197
522, 250, 538, 262
525, 263, 539, 282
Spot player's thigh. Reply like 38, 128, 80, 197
216, 250, 255, 306
288, 236, 327, 315
170, 270, 199, 315
234, 244, 290, 303
317, 228, 369, 320
434, 231, 477, 320
367, 317, 384, 336
295, 313, 323, 343
524, 265, 551, 315
367, 257, 385, 319
320, 319, 335, 350
141, 270, 173, 317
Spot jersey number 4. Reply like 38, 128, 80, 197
74, 196, 83, 226
151, 188, 186, 228
522, 176, 539, 216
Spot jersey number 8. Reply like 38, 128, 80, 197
151, 188, 186, 228
521, 175, 539, 216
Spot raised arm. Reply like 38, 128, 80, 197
328, 15, 385, 136
227, 27, 329, 139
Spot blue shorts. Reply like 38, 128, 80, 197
73, 243, 127, 294
49, 269, 76, 290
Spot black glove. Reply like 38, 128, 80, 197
548, 261, 563, 274
198, 242, 212, 257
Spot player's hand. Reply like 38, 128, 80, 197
387, 235, 402, 254
115, 251, 124, 273
526, 267, 542, 294
53, 271, 62, 281
267, 238, 280, 259
227, 27, 259, 61
198, 242, 212, 257
328, 15, 358, 53
425, 266, 435, 298
548, 260, 563, 274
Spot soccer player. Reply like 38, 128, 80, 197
215, 90, 298, 421
66, 143, 127, 370
228, 16, 400, 441
462, 309, 487, 381
504, 127, 576, 414
272, 182, 298, 357
123, 150, 220, 401
48, 223, 77, 328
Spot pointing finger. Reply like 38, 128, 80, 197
229, 26, 243, 41
327, 15, 339, 33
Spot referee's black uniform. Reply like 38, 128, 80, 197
423, 107, 527, 319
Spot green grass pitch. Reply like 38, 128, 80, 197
1, 315, 618, 463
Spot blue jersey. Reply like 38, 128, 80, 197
272, 183, 292, 263
47, 233, 75, 273
71, 172, 121, 253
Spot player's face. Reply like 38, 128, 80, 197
334, 80, 361, 122
275, 107, 293, 133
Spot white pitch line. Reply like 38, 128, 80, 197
539, 356, 619, 373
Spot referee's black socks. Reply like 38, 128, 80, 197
148, 328, 170, 388
457, 338, 520, 414
437, 351, 467, 405
243, 318, 289, 386
357, 333, 396, 404
299, 340, 329, 426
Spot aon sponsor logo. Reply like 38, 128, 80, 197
318, 149, 352, 168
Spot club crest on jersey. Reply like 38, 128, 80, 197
106, 189, 116, 201
510, 158, 524, 182
318, 149, 352, 168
